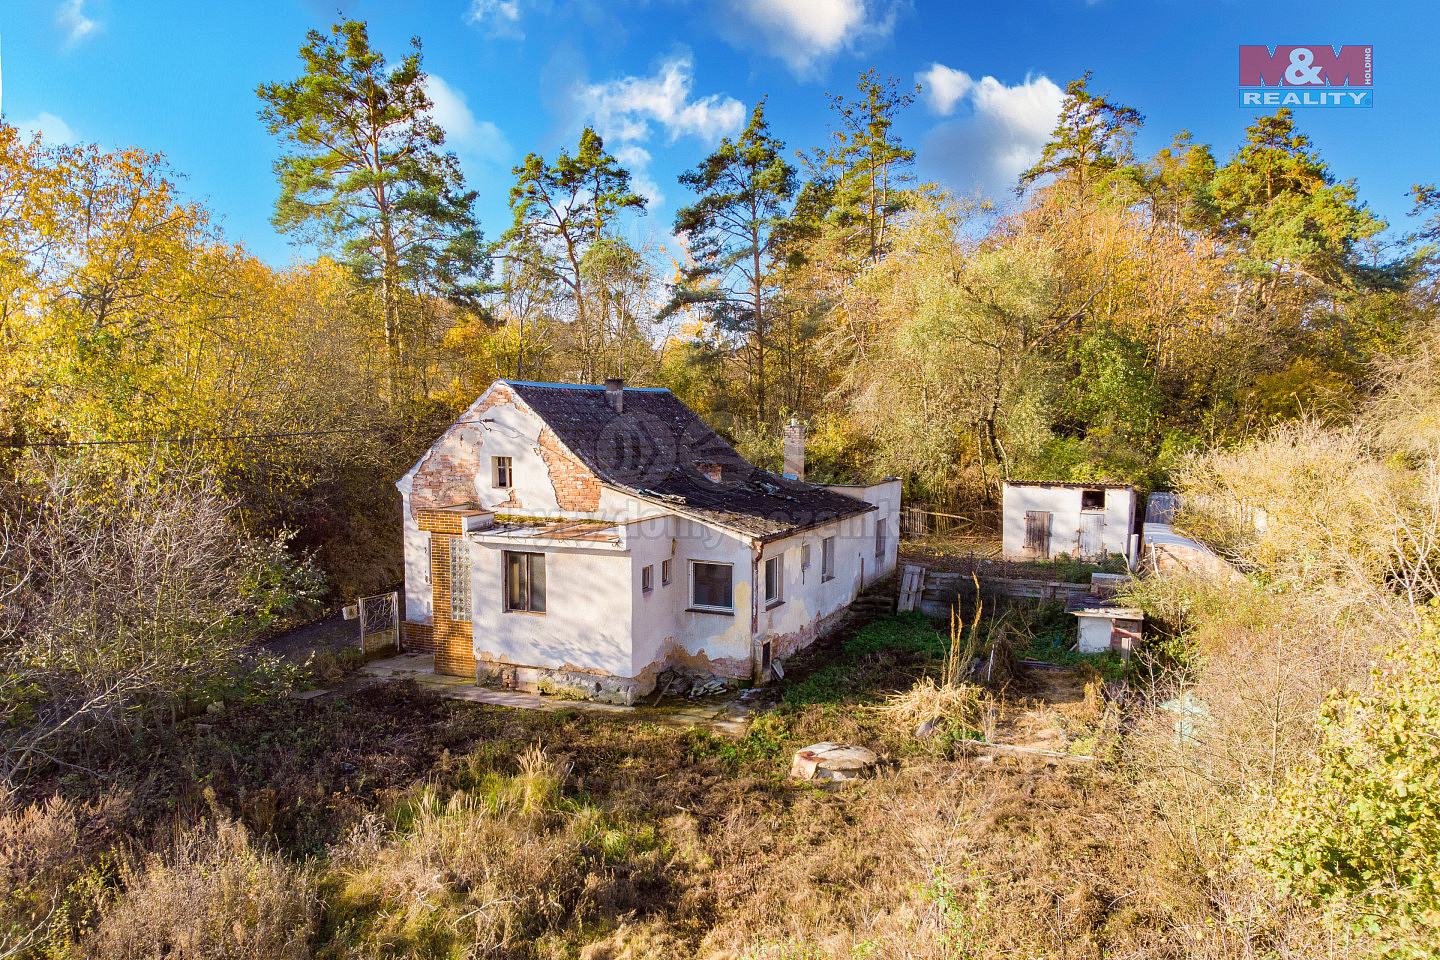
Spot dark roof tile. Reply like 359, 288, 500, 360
505, 381, 873, 539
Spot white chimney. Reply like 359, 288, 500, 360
604, 377, 624, 413
782, 418, 805, 480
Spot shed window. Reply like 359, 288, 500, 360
449, 539, 471, 621
821, 536, 836, 581
504, 551, 546, 613
691, 561, 733, 611
493, 456, 513, 488
764, 554, 784, 606
1081, 488, 1105, 511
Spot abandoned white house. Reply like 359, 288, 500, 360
395, 379, 900, 703
1001, 481, 1138, 561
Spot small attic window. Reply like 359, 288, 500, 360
1081, 488, 1106, 511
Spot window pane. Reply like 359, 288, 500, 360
693, 562, 732, 609
450, 539, 471, 620
528, 554, 545, 613
822, 537, 835, 577
765, 556, 781, 602
506, 551, 522, 610
875, 519, 885, 557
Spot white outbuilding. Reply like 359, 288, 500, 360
1001, 481, 1138, 562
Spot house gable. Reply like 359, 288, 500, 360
397, 382, 604, 520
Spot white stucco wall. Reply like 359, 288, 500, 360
754, 517, 867, 642
399, 492, 432, 623
825, 479, 901, 585
468, 536, 633, 677
1001, 483, 1136, 559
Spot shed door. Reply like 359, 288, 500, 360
1023, 510, 1052, 559
1078, 512, 1105, 558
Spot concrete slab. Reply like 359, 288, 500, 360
358, 653, 633, 714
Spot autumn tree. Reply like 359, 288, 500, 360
258, 18, 488, 404
671, 101, 798, 423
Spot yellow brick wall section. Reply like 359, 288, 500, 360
403, 523, 478, 677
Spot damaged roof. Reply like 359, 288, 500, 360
504, 380, 874, 540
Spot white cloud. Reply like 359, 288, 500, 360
17, 112, 76, 144
423, 74, 511, 165
917, 70, 1064, 201
578, 55, 745, 146
918, 63, 974, 116
466, 0, 527, 39
727, 0, 899, 77
614, 144, 664, 206
56, 0, 99, 48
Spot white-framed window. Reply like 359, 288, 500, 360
821, 536, 836, 581
504, 550, 546, 613
642, 564, 654, 592
449, 538, 471, 620
764, 554, 784, 607
493, 456, 513, 488
875, 518, 886, 558
661, 558, 672, 585
690, 561, 733, 612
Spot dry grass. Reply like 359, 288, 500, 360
91, 819, 317, 960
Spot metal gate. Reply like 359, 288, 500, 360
358, 591, 400, 654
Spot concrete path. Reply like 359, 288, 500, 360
359, 653, 633, 714
356, 652, 762, 733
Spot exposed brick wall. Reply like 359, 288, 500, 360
538, 426, 602, 511
409, 385, 516, 520
402, 621, 436, 653
416, 510, 464, 535
411, 526, 477, 677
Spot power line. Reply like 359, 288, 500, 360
1, 420, 482, 450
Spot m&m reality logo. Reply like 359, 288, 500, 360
1238, 45, 1372, 108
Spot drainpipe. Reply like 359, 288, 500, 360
751, 541, 762, 636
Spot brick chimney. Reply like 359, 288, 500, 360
604, 377, 624, 413
782, 418, 805, 480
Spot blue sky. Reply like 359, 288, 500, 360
3, 1, 1432, 266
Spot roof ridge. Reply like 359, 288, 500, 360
503, 379, 671, 393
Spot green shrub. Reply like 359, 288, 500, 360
1250, 605, 1440, 952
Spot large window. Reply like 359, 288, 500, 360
764, 554, 784, 606
505, 551, 546, 613
493, 456, 513, 488
821, 536, 836, 581
449, 539, 471, 620
690, 561, 733, 611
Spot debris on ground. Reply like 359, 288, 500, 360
789, 742, 878, 781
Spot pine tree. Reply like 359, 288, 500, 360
671, 100, 798, 424
504, 127, 646, 383
258, 19, 488, 405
